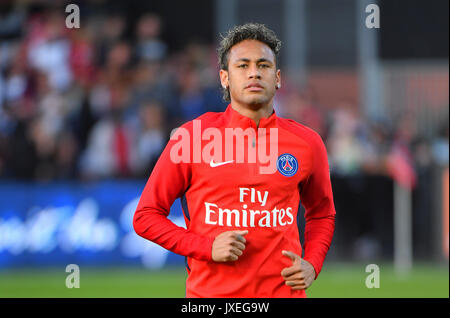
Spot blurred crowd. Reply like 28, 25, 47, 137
0, 3, 225, 180
0, 3, 448, 183
277, 86, 449, 185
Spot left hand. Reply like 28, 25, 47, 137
281, 250, 316, 290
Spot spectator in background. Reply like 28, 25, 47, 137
295, 86, 325, 137
94, 13, 126, 67
327, 99, 366, 176
1, 40, 40, 179
135, 13, 167, 62
34, 71, 66, 141
134, 100, 165, 176
80, 80, 137, 179
54, 130, 78, 179
80, 37, 136, 179
175, 61, 207, 121
88, 41, 133, 119
103, 41, 133, 85
5, 115, 36, 179
28, 114, 56, 180
127, 60, 175, 130
183, 42, 226, 114
0, 59, 35, 181
68, 20, 97, 89
0, 1, 25, 41
27, 9, 73, 93
128, 14, 178, 131
277, 85, 325, 137
169, 42, 226, 124
359, 119, 392, 175
386, 114, 417, 189
1, 41, 29, 112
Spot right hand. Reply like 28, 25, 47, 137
212, 230, 248, 262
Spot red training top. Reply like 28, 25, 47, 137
133, 104, 336, 298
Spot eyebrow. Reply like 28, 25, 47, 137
234, 58, 273, 64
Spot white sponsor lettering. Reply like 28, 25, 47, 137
219, 208, 241, 227
204, 188, 294, 228
204, 202, 294, 228
239, 188, 268, 206
204, 202, 218, 225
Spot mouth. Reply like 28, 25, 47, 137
245, 83, 264, 92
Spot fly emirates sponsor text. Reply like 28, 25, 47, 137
204, 188, 294, 228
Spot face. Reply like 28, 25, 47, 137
220, 39, 281, 109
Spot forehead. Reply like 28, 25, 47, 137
228, 39, 275, 62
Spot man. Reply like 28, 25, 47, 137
133, 23, 335, 298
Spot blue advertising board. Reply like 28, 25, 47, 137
0, 181, 187, 269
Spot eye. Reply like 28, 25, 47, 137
259, 64, 270, 68
238, 64, 248, 68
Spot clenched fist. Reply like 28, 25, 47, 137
212, 230, 248, 262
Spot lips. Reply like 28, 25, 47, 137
245, 83, 264, 91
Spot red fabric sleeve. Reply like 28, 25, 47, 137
300, 132, 336, 279
133, 123, 215, 261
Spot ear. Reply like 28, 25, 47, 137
276, 69, 281, 89
219, 69, 229, 89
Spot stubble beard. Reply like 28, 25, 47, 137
230, 84, 275, 110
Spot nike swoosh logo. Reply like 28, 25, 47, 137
209, 159, 234, 168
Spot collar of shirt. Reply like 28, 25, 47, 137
224, 104, 278, 130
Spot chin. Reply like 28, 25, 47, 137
246, 96, 270, 107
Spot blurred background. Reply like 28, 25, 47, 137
0, 0, 448, 297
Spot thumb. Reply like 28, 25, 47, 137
282, 250, 300, 263
233, 230, 248, 243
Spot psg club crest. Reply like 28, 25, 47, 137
277, 153, 298, 177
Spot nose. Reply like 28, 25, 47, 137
248, 64, 261, 79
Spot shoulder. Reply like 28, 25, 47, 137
277, 117, 325, 149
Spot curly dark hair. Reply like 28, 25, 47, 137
217, 23, 282, 102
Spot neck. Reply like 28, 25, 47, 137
230, 102, 274, 127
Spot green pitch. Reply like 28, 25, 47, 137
0, 263, 448, 298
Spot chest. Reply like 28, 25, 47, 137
190, 127, 314, 194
